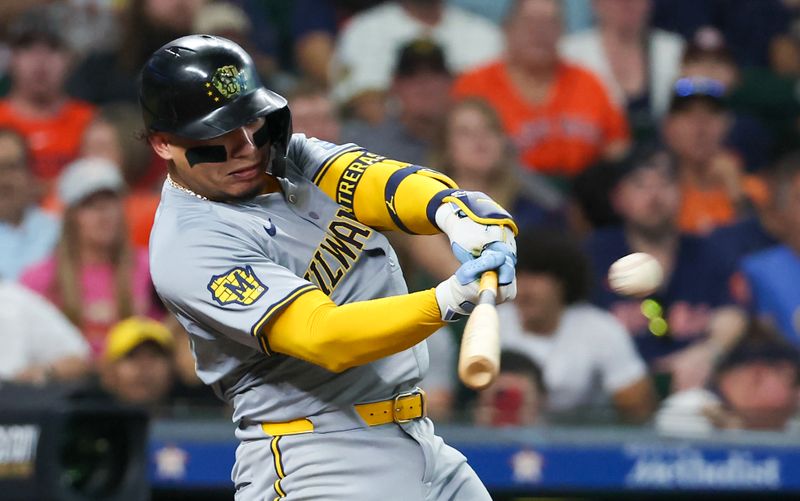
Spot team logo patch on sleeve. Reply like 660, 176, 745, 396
207, 265, 267, 306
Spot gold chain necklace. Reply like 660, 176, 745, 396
166, 174, 208, 201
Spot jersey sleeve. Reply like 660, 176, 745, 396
287, 134, 459, 234
152, 225, 316, 355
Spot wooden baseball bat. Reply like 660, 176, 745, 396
458, 270, 500, 391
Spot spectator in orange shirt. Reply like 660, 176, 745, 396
452, 0, 630, 185
663, 77, 761, 235
0, 7, 94, 184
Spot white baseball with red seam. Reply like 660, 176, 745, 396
608, 252, 663, 297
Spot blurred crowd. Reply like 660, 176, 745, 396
2, 0, 800, 436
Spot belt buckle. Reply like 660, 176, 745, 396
392, 387, 427, 424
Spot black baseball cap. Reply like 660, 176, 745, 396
611, 141, 677, 186
394, 39, 450, 78
669, 77, 727, 113
7, 7, 67, 49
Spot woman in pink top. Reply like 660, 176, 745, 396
21, 157, 159, 358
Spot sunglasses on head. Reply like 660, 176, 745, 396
673, 77, 726, 99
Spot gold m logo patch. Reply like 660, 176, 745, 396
211, 65, 248, 99
207, 266, 267, 306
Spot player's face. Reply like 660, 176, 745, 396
151, 117, 272, 202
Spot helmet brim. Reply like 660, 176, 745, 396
169, 87, 288, 141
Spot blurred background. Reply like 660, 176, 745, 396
2, 0, 800, 499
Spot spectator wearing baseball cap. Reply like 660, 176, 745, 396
662, 76, 765, 235
679, 28, 773, 173
331, 0, 502, 123
0, 6, 95, 189
20, 157, 161, 358
342, 38, 454, 168
656, 322, 800, 434
99, 317, 176, 408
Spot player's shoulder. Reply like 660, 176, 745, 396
150, 199, 252, 266
286, 133, 362, 176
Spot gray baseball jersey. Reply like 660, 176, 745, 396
150, 134, 492, 501
149, 134, 429, 432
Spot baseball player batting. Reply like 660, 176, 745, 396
140, 35, 517, 501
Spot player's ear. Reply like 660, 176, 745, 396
148, 133, 174, 161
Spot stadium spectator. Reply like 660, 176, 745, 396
331, 0, 502, 123
501, 229, 655, 422
66, 0, 204, 104
450, 0, 593, 31
398, 97, 566, 287
473, 351, 547, 427
342, 39, 453, 167
738, 152, 800, 345
436, 98, 566, 230
656, 324, 800, 434
663, 77, 761, 235
80, 103, 162, 248
0, 128, 60, 280
230, 0, 338, 88
585, 143, 746, 393
0, 7, 95, 184
453, 0, 629, 186
0, 280, 90, 384
651, 0, 793, 69
285, 81, 342, 143
20, 158, 159, 358
560, 0, 685, 141
680, 29, 773, 172
99, 316, 176, 409
192, 2, 285, 93
163, 314, 230, 409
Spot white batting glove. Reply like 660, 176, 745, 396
435, 250, 517, 322
435, 191, 517, 285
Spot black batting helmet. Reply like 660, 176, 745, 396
139, 35, 291, 157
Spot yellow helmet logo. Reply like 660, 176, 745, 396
207, 266, 267, 306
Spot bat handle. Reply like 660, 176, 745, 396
477, 271, 498, 304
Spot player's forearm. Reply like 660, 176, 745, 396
314, 150, 458, 234
264, 288, 444, 372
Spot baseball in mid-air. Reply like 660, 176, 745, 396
608, 252, 663, 297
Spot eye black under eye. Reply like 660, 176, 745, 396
186, 145, 228, 166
